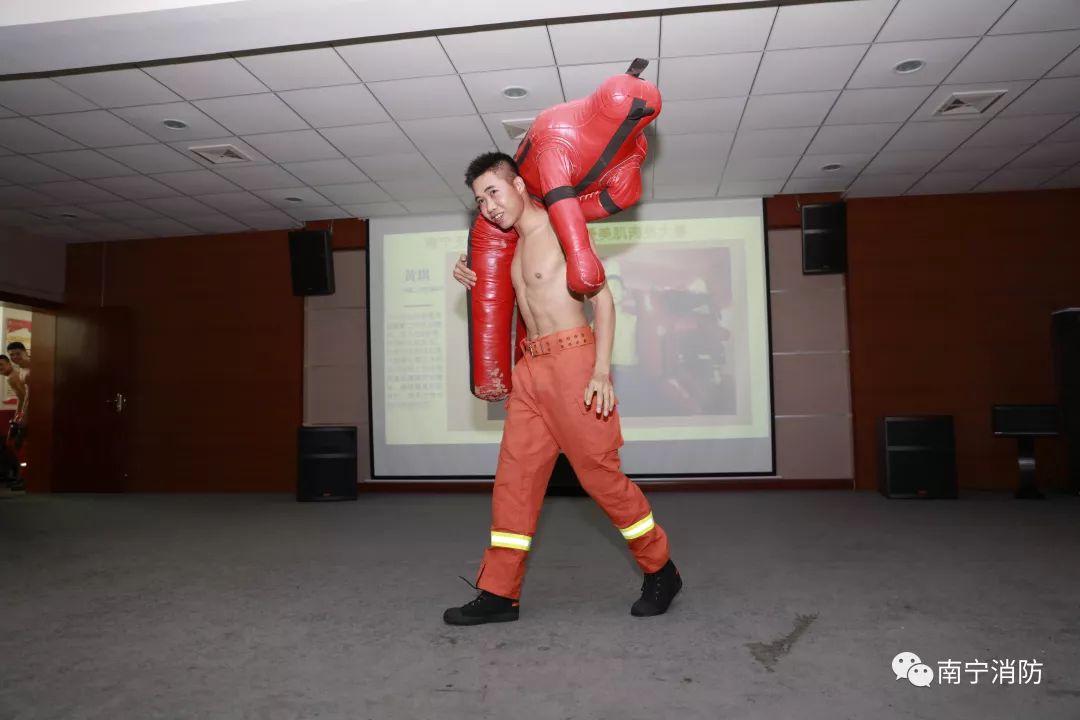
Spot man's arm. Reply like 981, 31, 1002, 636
8, 375, 26, 420
584, 284, 617, 416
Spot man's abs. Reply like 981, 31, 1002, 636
512, 228, 588, 337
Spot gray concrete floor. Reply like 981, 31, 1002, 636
1, 490, 1078, 720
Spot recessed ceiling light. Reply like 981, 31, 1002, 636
162, 118, 189, 130
821, 163, 844, 172
501, 86, 529, 99
284, 196, 305, 203
893, 59, 925, 75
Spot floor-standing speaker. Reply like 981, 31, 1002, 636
297, 426, 357, 501
288, 229, 335, 296
878, 416, 957, 498
801, 202, 846, 275
1053, 308, 1080, 492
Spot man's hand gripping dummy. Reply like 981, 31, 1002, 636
467, 58, 661, 401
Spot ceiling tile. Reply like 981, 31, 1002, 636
194, 94, 308, 135
964, 114, 1075, 147
140, 196, 216, 218
32, 149, 136, 179
998, 77, 1080, 117
1048, 115, 1080, 142
989, 0, 1080, 34
549, 17, 659, 65
864, 148, 950, 174
352, 152, 435, 182
730, 127, 816, 158
652, 182, 718, 200
340, 201, 408, 217
192, 191, 275, 214
367, 76, 475, 121
936, 145, 1027, 171
100, 144, 203, 173
112, 102, 229, 141
27, 224, 96, 241
142, 59, 268, 100
243, 129, 342, 163
238, 49, 357, 91
230, 209, 300, 230
660, 7, 776, 57
167, 136, 269, 168
723, 155, 800, 181
80, 221, 145, 240
655, 98, 745, 136
907, 169, 990, 194
78, 200, 163, 221
563, 59, 661, 101
845, 173, 922, 197
150, 169, 240, 195
878, 0, 1012, 41
253, 186, 332, 208
401, 197, 467, 214
124, 216, 199, 237
33, 110, 156, 148
336, 38, 455, 82
211, 164, 302, 190
1049, 46, 1080, 77
32, 205, 107, 222
914, 80, 1034, 122
768, 0, 894, 49
0, 105, 15, 119
976, 166, 1062, 191
782, 177, 852, 193
0, 208, 51, 225
826, 86, 935, 124
440, 27, 555, 73
947, 31, 1080, 84
428, 147, 496, 184
379, 175, 456, 200
314, 182, 392, 205
740, 91, 837, 130
55, 69, 180, 108
1042, 165, 1080, 188
461, 67, 563, 113
321, 123, 416, 157
480, 111, 537, 154
754, 45, 867, 95
0, 186, 54, 208
656, 54, 757, 101
284, 205, 351, 222
89, 175, 181, 200
0, 79, 97, 115
1008, 141, 1080, 168
400, 115, 492, 156
716, 179, 784, 197
791, 153, 875, 179
884, 120, 984, 151
0, 118, 83, 153
282, 158, 368, 186
183, 214, 250, 234
808, 122, 901, 154
849, 38, 977, 89
28, 180, 121, 203
277, 85, 388, 128
0, 158, 66, 190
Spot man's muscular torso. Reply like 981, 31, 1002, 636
511, 216, 588, 339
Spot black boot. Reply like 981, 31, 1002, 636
444, 590, 520, 626
631, 559, 682, 617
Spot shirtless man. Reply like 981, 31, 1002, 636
444, 152, 681, 625
0, 354, 27, 429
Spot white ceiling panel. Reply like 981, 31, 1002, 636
947, 31, 1080, 84
238, 49, 357, 91
33, 205, 107, 222
281, 159, 368, 186
55, 69, 180, 108
32, 149, 137, 179
193, 191, 275, 213
740, 91, 838, 130
768, 0, 895, 50
125, 216, 199, 237
998, 77, 1080, 117
808, 122, 901, 154
400, 115, 492, 156
976, 166, 1062, 191
440, 27, 555, 73
548, 17, 659, 65
340, 201, 408, 217
754, 46, 868, 95
194, 94, 308, 135
660, 7, 776, 56
826, 86, 935, 124
792, 153, 875, 179
112, 102, 230, 141
320, 123, 417, 158
0, 118, 83, 153
314, 182, 392, 205
284, 205, 351, 221
0, 186, 55, 208
0, 106, 16, 119
849, 38, 977, 88
367, 76, 475, 121
907, 169, 990, 194
559, 59, 661, 102
863, 148, 949, 175
78, 200, 164, 221
336, 38, 455, 82
211, 164, 302, 190
253, 186, 332, 208
964, 114, 1076, 147
1048, 116, 1080, 142
140, 196, 217, 218
782, 177, 852, 193
461, 67, 564, 113
28, 180, 121, 203
845, 173, 922, 197
0, 79, 97, 115
989, 0, 1080, 35
100, 144, 204, 174
1043, 165, 1080, 188
883, 120, 984, 151
352, 152, 437, 182
656, 54, 757, 101
653, 159, 723, 185
911, 81, 1033, 122
89, 175, 181, 200
878, 0, 1013, 41
34, 110, 157, 148
379, 175, 456, 200
480, 111, 537, 154
402, 197, 468, 213
80, 221, 145, 240
1049, 45, 1080, 77
277, 84, 389, 128
1008, 141, 1080, 168
243, 129, 342, 163
723, 155, 800, 181
183, 214, 251, 234
730, 127, 816, 158
936, 145, 1027, 172
657, 97, 745, 135
230, 209, 300, 230
143, 59, 268, 100
716, 179, 784, 197
150, 169, 240, 195
652, 182, 718, 200
21, 224, 95, 241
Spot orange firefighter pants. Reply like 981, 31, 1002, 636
476, 325, 670, 600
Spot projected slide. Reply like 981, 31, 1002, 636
370, 198, 773, 478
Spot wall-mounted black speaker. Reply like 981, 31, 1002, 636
878, 416, 957, 499
801, 202, 847, 275
991, 405, 1059, 437
1053, 308, 1080, 492
288, 229, 335, 296
298, 425, 357, 502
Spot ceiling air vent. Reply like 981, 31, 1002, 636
933, 90, 1008, 117
187, 143, 252, 164
500, 118, 534, 141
